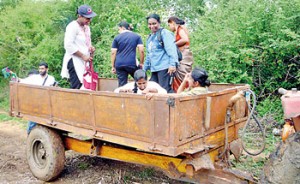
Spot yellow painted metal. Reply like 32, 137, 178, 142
64, 137, 255, 184
64, 137, 187, 174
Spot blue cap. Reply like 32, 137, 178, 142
77, 5, 97, 18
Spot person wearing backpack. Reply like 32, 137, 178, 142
143, 14, 179, 93
168, 16, 194, 92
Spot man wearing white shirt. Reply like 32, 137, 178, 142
20, 62, 56, 86
19, 62, 56, 134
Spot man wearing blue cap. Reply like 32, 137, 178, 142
61, 4, 97, 89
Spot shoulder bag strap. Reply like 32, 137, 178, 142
157, 28, 164, 48
42, 75, 48, 86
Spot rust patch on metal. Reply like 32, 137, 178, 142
187, 154, 215, 172
230, 139, 243, 161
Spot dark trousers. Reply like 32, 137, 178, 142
116, 65, 138, 87
150, 69, 174, 93
67, 58, 82, 89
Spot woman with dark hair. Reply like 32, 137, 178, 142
111, 21, 144, 87
114, 69, 167, 95
168, 16, 194, 92
61, 4, 97, 89
143, 14, 179, 93
177, 68, 211, 95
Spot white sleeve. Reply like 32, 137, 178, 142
114, 87, 121, 93
149, 82, 167, 94
19, 75, 40, 85
114, 82, 134, 93
19, 77, 32, 85
64, 22, 79, 55
46, 75, 56, 86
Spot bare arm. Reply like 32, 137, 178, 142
73, 51, 91, 62
137, 45, 144, 68
177, 73, 190, 93
143, 88, 158, 100
111, 49, 117, 74
142, 88, 158, 94
176, 29, 189, 47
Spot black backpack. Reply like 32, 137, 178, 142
149, 28, 182, 61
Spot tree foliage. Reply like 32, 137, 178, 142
192, 0, 300, 99
0, 0, 299, 114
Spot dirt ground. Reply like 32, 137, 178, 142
4, 111, 298, 184
0, 119, 186, 184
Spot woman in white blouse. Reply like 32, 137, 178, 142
61, 4, 97, 89
114, 69, 167, 99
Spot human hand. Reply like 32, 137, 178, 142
82, 54, 92, 62
138, 63, 144, 69
119, 88, 133, 93
145, 93, 154, 100
184, 73, 191, 81
142, 88, 158, 94
168, 66, 176, 74
89, 46, 95, 54
111, 67, 116, 74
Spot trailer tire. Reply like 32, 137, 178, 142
26, 125, 65, 181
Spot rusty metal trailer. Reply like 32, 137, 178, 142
9, 78, 254, 183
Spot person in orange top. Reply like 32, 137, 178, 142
168, 16, 194, 92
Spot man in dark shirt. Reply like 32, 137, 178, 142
111, 21, 144, 87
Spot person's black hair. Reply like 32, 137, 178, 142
146, 13, 161, 23
168, 16, 185, 25
191, 68, 211, 87
118, 21, 132, 31
39, 61, 48, 68
133, 69, 148, 93
134, 69, 147, 81
28, 69, 38, 76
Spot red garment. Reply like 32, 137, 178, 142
176, 26, 190, 47
172, 26, 191, 92
172, 77, 188, 93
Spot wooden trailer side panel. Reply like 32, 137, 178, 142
9, 81, 249, 157
171, 89, 247, 147
209, 93, 234, 129
93, 95, 170, 145
10, 83, 172, 148
174, 97, 206, 146
51, 90, 94, 127
16, 85, 51, 117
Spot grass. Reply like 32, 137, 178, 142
0, 113, 28, 129
232, 156, 266, 179
78, 162, 90, 170
0, 113, 14, 121
136, 168, 155, 179
122, 168, 158, 183
0, 79, 10, 111
233, 113, 282, 180
0, 79, 27, 129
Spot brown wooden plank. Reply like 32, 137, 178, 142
51, 90, 94, 126
18, 85, 51, 117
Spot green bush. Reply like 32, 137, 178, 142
192, 0, 300, 100
0, 0, 299, 118
0, 0, 68, 80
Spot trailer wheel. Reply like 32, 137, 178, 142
26, 125, 65, 181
